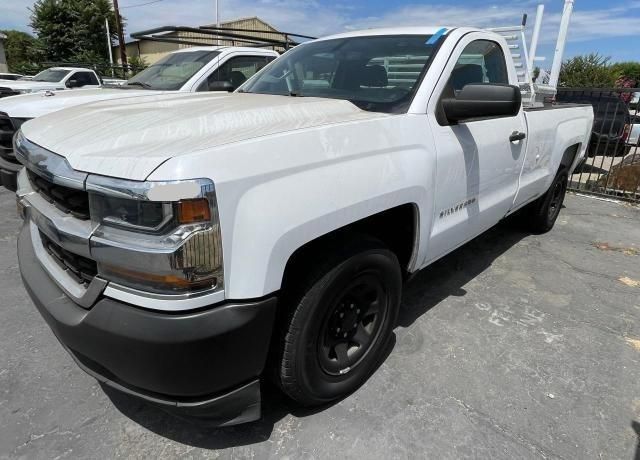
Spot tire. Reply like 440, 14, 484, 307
274, 235, 402, 406
522, 167, 569, 234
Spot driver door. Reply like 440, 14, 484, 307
425, 35, 528, 263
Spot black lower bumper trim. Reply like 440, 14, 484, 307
18, 223, 278, 426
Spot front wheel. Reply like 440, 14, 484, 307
274, 236, 402, 406
522, 167, 569, 234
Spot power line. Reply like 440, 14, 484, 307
121, 0, 165, 9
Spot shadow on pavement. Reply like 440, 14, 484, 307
103, 335, 396, 449
103, 220, 528, 449
573, 161, 610, 175
103, 382, 319, 449
398, 220, 528, 328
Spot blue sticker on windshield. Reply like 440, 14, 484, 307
426, 28, 448, 45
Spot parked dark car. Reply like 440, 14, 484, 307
556, 92, 631, 157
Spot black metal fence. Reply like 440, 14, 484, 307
556, 88, 640, 203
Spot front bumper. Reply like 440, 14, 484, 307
18, 224, 278, 426
0, 155, 20, 192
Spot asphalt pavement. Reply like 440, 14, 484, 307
1, 188, 639, 459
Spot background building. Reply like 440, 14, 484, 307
112, 17, 294, 66
0, 33, 8, 73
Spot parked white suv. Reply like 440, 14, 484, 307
0, 47, 278, 191
15, 27, 593, 426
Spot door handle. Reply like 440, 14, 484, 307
509, 131, 526, 142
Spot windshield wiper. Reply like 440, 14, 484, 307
126, 81, 152, 89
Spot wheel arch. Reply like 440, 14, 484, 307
279, 203, 420, 296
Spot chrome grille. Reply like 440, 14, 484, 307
0, 112, 17, 162
27, 170, 90, 220
39, 231, 97, 284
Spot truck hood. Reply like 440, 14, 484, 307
0, 88, 160, 118
22, 92, 384, 181
0, 80, 66, 92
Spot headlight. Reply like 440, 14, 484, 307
86, 176, 224, 295
17, 89, 35, 94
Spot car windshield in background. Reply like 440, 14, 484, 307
242, 35, 438, 113
32, 69, 71, 82
127, 50, 221, 90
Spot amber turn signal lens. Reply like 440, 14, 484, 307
177, 198, 211, 224
101, 263, 216, 291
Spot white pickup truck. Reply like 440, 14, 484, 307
15, 27, 593, 426
0, 46, 278, 191
0, 67, 102, 98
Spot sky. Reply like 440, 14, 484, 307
1, 0, 639, 64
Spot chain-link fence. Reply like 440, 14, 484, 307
557, 88, 640, 203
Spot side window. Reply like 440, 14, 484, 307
86, 72, 100, 85
72, 72, 98, 87
448, 40, 508, 93
198, 56, 271, 91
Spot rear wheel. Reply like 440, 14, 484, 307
522, 167, 569, 234
274, 236, 401, 406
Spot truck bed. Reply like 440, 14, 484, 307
524, 102, 592, 112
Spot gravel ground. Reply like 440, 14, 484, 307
1, 189, 639, 459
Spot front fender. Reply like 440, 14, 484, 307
228, 162, 429, 298
150, 115, 435, 299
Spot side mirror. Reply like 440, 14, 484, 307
208, 80, 235, 92
442, 83, 521, 124
66, 79, 81, 88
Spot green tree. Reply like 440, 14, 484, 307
559, 53, 618, 88
611, 61, 640, 85
0, 30, 41, 74
29, 0, 120, 64
127, 55, 148, 74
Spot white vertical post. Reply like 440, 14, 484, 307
215, 0, 220, 46
549, 0, 574, 88
528, 4, 544, 75
105, 18, 114, 77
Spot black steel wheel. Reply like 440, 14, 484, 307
547, 176, 567, 222
523, 167, 569, 234
317, 273, 388, 376
274, 235, 401, 406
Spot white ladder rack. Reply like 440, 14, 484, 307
488, 24, 535, 105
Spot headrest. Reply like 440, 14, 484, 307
229, 70, 247, 88
361, 64, 388, 87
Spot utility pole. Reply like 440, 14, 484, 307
105, 18, 115, 77
112, 0, 128, 71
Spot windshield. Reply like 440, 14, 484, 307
32, 69, 71, 83
241, 35, 438, 113
127, 50, 220, 90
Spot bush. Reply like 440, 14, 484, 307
127, 55, 148, 75
611, 62, 640, 86
559, 53, 618, 88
